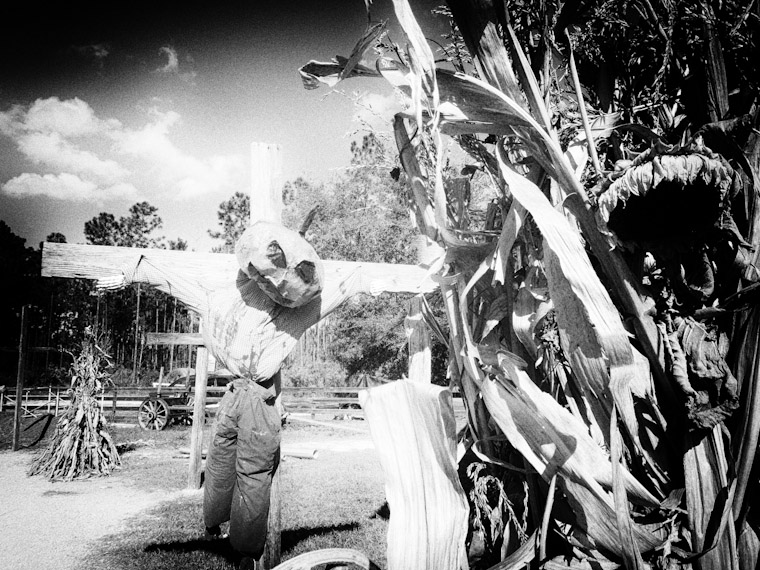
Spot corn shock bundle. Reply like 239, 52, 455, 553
28, 337, 120, 480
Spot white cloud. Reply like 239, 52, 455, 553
353, 92, 404, 128
24, 97, 118, 137
114, 108, 245, 198
2, 172, 138, 201
0, 97, 245, 203
18, 131, 128, 182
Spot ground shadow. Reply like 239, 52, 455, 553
142, 522, 361, 563
282, 522, 361, 552
144, 536, 238, 564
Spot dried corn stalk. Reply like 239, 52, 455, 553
301, 1, 759, 569
28, 333, 120, 480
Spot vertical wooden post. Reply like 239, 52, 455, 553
12, 305, 29, 451
132, 283, 141, 383
249, 142, 283, 568
262, 451, 282, 569
406, 295, 431, 383
188, 343, 210, 489
250, 142, 283, 225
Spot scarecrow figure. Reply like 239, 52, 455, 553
96, 220, 429, 564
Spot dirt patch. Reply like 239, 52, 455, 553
0, 450, 172, 570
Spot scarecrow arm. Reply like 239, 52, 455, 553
318, 261, 437, 319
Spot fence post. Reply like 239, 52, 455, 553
12, 306, 29, 451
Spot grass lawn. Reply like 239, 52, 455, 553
79, 419, 388, 569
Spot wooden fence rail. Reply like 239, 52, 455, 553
1, 385, 464, 425
0, 385, 410, 423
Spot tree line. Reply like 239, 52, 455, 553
1, 133, 445, 388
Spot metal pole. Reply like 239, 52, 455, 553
12, 306, 29, 451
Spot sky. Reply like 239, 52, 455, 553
0, 0, 447, 252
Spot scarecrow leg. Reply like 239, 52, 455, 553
229, 381, 281, 559
204, 387, 240, 529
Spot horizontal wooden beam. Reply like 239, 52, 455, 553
41, 242, 236, 290
145, 333, 205, 346
41, 242, 438, 296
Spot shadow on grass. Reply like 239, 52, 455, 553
141, 522, 360, 562
282, 522, 361, 552
144, 536, 238, 564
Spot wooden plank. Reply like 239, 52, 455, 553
250, 142, 282, 570
251, 142, 282, 225
187, 346, 209, 489
12, 306, 29, 451
41, 242, 237, 289
262, 453, 282, 568
40, 242, 437, 297
145, 332, 205, 346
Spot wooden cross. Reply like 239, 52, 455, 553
41, 143, 435, 568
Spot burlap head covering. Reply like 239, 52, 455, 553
235, 221, 324, 308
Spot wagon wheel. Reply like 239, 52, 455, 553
138, 398, 172, 430
185, 396, 211, 424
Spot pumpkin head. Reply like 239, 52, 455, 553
235, 221, 324, 308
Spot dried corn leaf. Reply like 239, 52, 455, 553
299, 57, 380, 89
445, 0, 524, 105
479, 362, 657, 507
683, 428, 738, 569
558, 477, 662, 559
611, 406, 646, 569
390, 0, 438, 128
512, 269, 551, 359
359, 380, 469, 570
340, 21, 387, 81
378, 63, 537, 135
390, 0, 435, 77
393, 115, 438, 240
504, 21, 554, 135
732, 306, 760, 520
497, 146, 645, 450
298, 22, 386, 90
481, 291, 510, 341
479, 366, 663, 558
